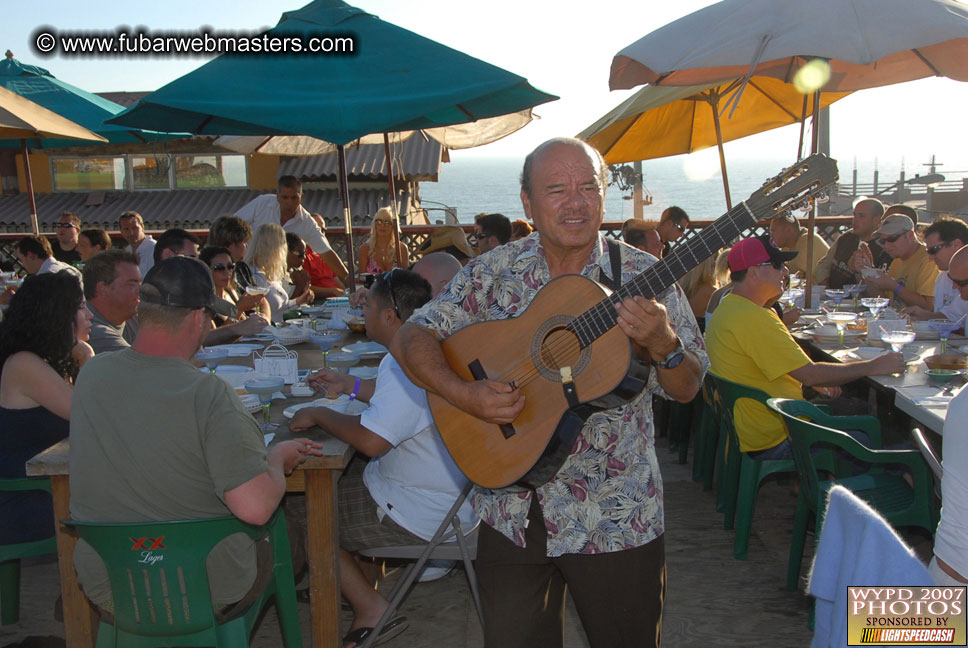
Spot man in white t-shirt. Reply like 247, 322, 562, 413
15, 235, 81, 281
119, 211, 156, 278
235, 175, 348, 281
291, 268, 469, 648
903, 216, 968, 325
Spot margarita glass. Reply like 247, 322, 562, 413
861, 297, 889, 320
244, 377, 285, 430
326, 352, 360, 374
309, 331, 342, 368
880, 330, 916, 377
843, 283, 866, 309
788, 272, 802, 289
826, 311, 859, 347
195, 348, 229, 374
825, 289, 847, 311
928, 319, 961, 354
245, 285, 270, 313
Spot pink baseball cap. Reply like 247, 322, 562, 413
727, 235, 798, 272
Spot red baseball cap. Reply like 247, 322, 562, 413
727, 235, 798, 272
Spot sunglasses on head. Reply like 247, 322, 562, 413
211, 262, 236, 271
55, 222, 77, 229
949, 272, 968, 288
383, 269, 401, 319
880, 232, 906, 244
927, 241, 950, 256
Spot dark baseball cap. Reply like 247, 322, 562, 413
727, 234, 798, 272
140, 256, 217, 312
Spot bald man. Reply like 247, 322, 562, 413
412, 252, 462, 297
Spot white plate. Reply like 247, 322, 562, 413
198, 365, 257, 390
805, 327, 866, 343
342, 341, 388, 357
207, 343, 264, 357
283, 395, 367, 418
349, 366, 379, 380
845, 349, 920, 364
300, 305, 328, 315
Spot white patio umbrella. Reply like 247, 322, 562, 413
610, 0, 968, 92
608, 0, 968, 302
0, 85, 107, 234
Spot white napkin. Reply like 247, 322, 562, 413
896, 385, 955, 407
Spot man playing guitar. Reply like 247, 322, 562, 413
392, 137, 708, 648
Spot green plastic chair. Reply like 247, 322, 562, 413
691, 375, 721, 490
767, 398, 938, 592
0, 477, 58, 625
707, 373, 799, 560
64, 509, 301, 648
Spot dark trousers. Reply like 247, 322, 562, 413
476, 496, 665, 648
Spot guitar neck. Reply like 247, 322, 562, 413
570, 202, 759, 347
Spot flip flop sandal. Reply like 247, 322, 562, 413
342, 615, 409, 647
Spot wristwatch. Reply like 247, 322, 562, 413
655, 336, 685, 370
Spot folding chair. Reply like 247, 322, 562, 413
357, 481, 483, 648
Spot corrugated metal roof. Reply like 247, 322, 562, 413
0, 187, 412, 233
279, 136, 442, 181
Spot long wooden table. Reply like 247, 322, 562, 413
793, 320, 965, 436
26, 334, 375, 648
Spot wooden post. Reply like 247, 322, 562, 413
337, 145, 357, 293
633, 160, 644, 220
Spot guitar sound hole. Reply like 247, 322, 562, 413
540, 327, 582, 372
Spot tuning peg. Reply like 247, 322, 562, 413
798, 200, 813, 213
816, 191, 830, 204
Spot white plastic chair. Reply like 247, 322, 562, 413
357, 482, 483, 648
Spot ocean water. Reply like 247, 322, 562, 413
419, 154, 968, 225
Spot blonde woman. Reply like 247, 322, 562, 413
679, 249, 729, 331
358, 207, 409, 274
245, 224, 312, 323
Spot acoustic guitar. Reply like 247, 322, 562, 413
429, 154, 839, 489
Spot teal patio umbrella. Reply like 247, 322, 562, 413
107, 0, 557, 287
0, 50, 182, 148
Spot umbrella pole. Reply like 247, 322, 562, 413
383, 133, 406, 268
21, 140, 39, 235
710, 100, 732, 210
804, 90, 822, 308
337, 144, 357, 293
796, 94, 808, 161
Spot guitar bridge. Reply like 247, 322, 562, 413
468, 359, 516, 439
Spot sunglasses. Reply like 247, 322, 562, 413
383, 269, 401, 319
55, 223, 77, 229
949, 272, 968, 288
880, 232, 906, 244
756, 260, 785, 271
673, 221, 686, 234
211, 262, 236, 271
926, 242, 950, 256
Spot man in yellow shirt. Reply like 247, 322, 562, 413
861, 213, 939, 311
705, 236, 903, 457
769, 213, 830, 283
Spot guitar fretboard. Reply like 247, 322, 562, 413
567, 202, 757, 347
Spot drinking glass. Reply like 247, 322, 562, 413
826, 311, 858, 347
825, 289, 846, 311
195, 348, 229, 374
843, 283, 866, 309
244, 377, 285, 430
928, 319, 961, 354
326, 352, 360, 374
245, 285, 270, 313
788, 273, 802, 289
310, 331, 342, 368
880, 330, 916, 377
861, 297, 889, 320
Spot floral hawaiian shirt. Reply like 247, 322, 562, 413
408, 232, 709, 556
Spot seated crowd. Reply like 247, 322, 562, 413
2, 148, 966, 648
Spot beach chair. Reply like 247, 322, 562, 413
63, 509, 301, 648
0, 477, 58, 625
357, 481, 483, 648
768, 398, 937, 591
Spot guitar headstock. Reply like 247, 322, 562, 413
744, 154, 839, 222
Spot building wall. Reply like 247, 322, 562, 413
16, 153, 53, 194
248, 153, 280, 191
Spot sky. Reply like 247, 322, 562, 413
4, 0, 968, 171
